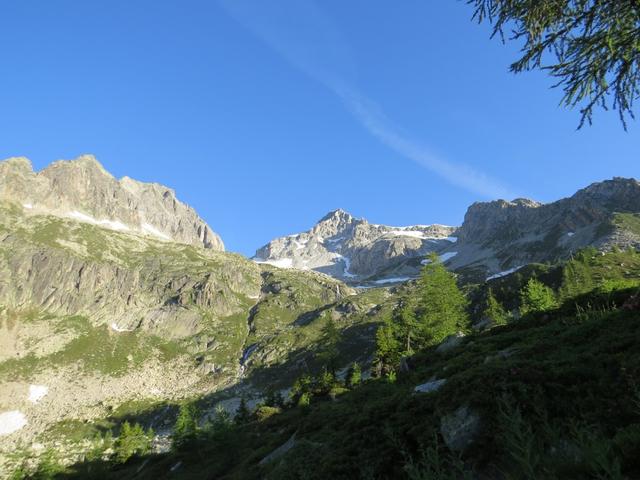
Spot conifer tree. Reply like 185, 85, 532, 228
318, 317, 341, 375
114, 422, 153, 463
172, 403, 199, 451
560, 252, 595, 299
417, 253, 469, 346
234, 397, 251, 425
397, 297, 421, 354
468, 0, 640, 128
483, 289, 509, 326
375, 313, 401, 372
347, 362, 362, 388
520, 278, 558, 315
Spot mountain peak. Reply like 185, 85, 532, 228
1, 156, 33, 172
318, 208, 354, 223
46, 154, 113, 178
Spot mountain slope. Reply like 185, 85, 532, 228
0, 202, 391, 472
0, 155, 224, 250
254, 209, 457, 283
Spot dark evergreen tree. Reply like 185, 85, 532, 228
172, 403, 199, 451
235, 397, 251, 425
317, 317, 341, 375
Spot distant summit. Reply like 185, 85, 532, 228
253, 209, 457, 284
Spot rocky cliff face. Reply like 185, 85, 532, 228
253, 209, 457, 283
449, 177, 640, 278
0, 155, 224, 250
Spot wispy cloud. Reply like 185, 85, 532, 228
218, 0, 517, 200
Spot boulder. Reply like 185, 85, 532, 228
436, 332, 466, 354
440, 405, 481, 452
414, 378, 446, 394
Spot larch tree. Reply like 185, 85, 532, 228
468, 0, 640, 128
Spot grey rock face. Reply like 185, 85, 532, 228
449, 177, 640, 279
253, 209, 457, 282
0, 155, 224, 250
0, 229, 257, 339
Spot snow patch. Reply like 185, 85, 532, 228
446, 236, 458, 243
23, 203, 33, 209
110, 323, 134, 333
389, 230, 428, 239
68, 211, 131, 232
487, 265, 525, 281
421, 252, 458, 264
293, 238, 308, 250
28, 385, 48, 404
439, 252, 458, 262
567, 232, 575, 237
141, 223, 172, 241
254, 258, 294, 269
0, 411, 27, 436
337, 255, 357, 278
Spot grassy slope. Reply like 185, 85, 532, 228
57, 286, 640, 480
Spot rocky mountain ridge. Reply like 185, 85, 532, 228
254, 209, 457, 283
448, 177, 640, 278
256, 178, 640, 283
0, 155, 224, 250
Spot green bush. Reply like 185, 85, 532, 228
255, 406, 282, 422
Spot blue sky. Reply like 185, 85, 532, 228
1, 1, 637, 255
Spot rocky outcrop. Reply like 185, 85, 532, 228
254, 209, 457, 283
0, 155, 224, 250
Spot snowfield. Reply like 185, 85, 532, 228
0, 411, 27, 436
28, 385, 48, 404
373, 276, 412, 284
